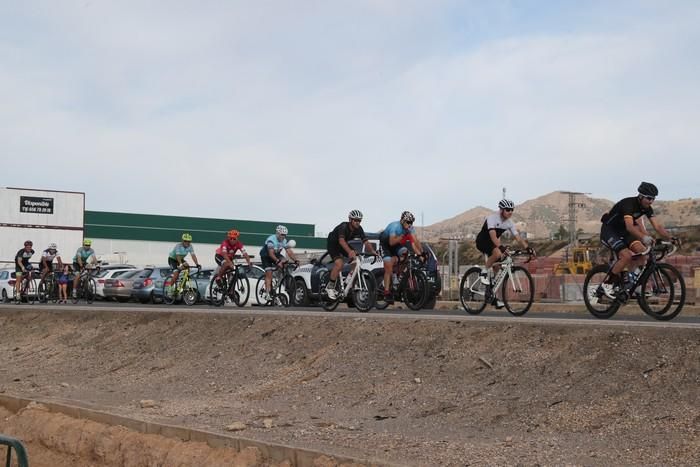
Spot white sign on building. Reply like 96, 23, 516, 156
0, 187, 85, 266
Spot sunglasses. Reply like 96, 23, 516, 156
351, 219, 362, 223
504, 208, 514, 212
641, 195, 655, 201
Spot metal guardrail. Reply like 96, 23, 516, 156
1, 434, 29, 467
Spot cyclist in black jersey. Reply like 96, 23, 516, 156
325, 210, 378, 300
15, 240, 35, 298
598, 182, 676, 298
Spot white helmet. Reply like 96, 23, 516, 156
48, 243, 57, 250
286, 239, 296, 248
276, 225, 288, 235
348, 209, 363, 221
498, 199, 515, 210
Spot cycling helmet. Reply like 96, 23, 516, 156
276, 225, 288, 235
181, 233, 193, 242
228, 229, 240, 240
48, 243, 57, 250
349, 209, 363, 221
638, 182, 658, 198
498, 199, 515, 210
24, 240, 33, 247
83, 239, 92, 246
400, 211, 415, 224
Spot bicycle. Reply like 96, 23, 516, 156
163, 264, 200, 305
320, 253, 378, 312
255, 261, 297, 307
38, 270, 61, 303
583, 240, 685, 321
375, 252, 429, 311
209, 264, 252, 307
459, 249, 535, 316
71, 265, 99, 304
13, 266, 37, 304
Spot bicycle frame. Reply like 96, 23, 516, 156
337, 254, 376, 300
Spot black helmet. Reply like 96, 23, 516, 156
638, 182, 658, 197
400, 211, 415, 224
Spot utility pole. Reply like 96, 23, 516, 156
502, 187, 506, 200
561, 191, 589, 247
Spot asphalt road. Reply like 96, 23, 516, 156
3, 300, 699, 329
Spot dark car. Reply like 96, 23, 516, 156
132, 266, 174, 304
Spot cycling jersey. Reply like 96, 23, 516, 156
379, 221, 415, 259
169, 242, 195, 260
216, 239, 246, 257
327, 222, 367, 259
41, 249, 59, 262
476, 213, 519, 254
73, 247, 95, 263
601, 196, 654, 232
15, 248, 34, 267
260, 235, 288, 257
381, 221, 415, 241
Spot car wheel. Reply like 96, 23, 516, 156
294, 278, 310, 306
423, 294, 437, 310
1, 289, 7, 303
116, 297, 130, 303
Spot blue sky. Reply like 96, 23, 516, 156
2, 1, 699, 235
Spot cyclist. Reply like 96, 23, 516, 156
72, 239, 97, 298
475, 199, 532, 308
39, 243, 63, 281
214, 229, 252, 284
379, 211, 424, 304
14, 240, 35, 299
325, 210, 378, 300
259, 225, 299, 302
599, 182, 676, 298
168, 233, 201, 288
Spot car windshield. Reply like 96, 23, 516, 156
120, 270, 143, 279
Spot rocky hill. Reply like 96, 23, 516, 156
424, 191, 700, 240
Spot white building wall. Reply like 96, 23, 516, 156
0, 188, 84, 266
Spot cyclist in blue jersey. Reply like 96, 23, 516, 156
259, 225, 299, 302
168, 233, 201, 288
379, 211, 424, 304
72, 239, 97, 298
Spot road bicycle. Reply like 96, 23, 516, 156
255, 261, 297, 307
375, 252, 429, 310
163, 264, 200, 306
209, 264, 252, 307
320, 253, 378, 312
459, 249, 535, 316
13, 266, 37, 304
583, 240, 685, 321
38, 270, 61, 303
71, 265, 99, 304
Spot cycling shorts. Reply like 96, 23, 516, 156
476, 236, 496, 256
215, 254, 233, 266
600, 224, 639, 253
380, 237, 407, 261
167, 258, 180, 270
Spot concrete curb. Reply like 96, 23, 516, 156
0, 394, 399, 467
433, 300, 700, 316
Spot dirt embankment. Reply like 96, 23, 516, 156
1, 309, 698, 466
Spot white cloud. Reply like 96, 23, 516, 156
1, 1, 699, 235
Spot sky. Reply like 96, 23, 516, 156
2, 0, 699, 235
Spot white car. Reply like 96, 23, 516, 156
0, 268, 15, 302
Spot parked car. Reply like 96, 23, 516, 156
94, 267, 137, 299
190, 267, 214, 303
0, 267, 42, 302
0, 269, 14, 302
131, 266, 173, 304
103, 269, 145, 302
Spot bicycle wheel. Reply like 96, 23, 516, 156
279, 275, 294, 308
26, 278, 38, 305
209, 277, 225, 306
182, 278, 198, 306
255, 276, 272, 306
232, 275, 250, 307
459, 267, 488, 314
374, 275, 391, 310
639, 263, 685, 321
163, 274, 177, 305
353, 269, 376, 312
501, 266, 534, 316
84, 278, 96, 304
582, 264, 621, 319
38, 279, 50, 303
401, 270, 428, 310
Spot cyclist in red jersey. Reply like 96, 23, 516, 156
214, 229, 251, 283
